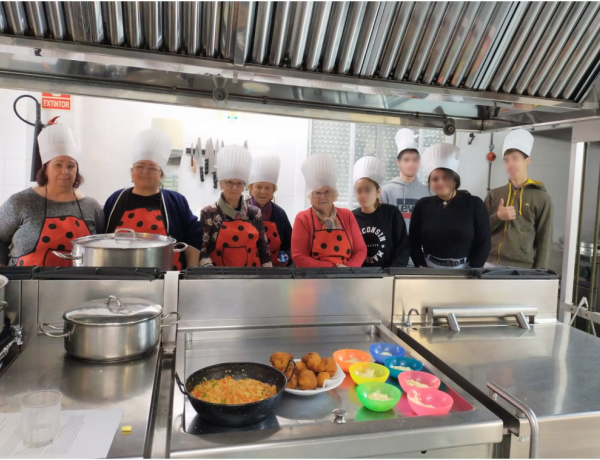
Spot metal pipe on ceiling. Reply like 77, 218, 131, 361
123, 2, 144, 48
551, 9, 600, 99
45, 2, 67, 40
269, 2, 292, 66
220, 2, 235, 60
305, 1, 332, 71
234, 2, 256, 65
436, 1, 480, 86
502, 2, 559, 94
202, 1, 221, 57
408, 2, 448, 83
4, 2, 28, 36
526, 2, 587, 97
321, 2, 349, 73
351, 1, 381, 76
102, 1, 125, 46
378, 2, 414, 80
183, 2, 201, 55
142, 1, 163, 51
394, 1, 433, 81
252, 1, 275, 65
360, 1, 397, 78
64, 2, 104, 44
24, 2, 47, 38
288, 1, 314, 69
422, 2, 465, 85
0, 3, 6, 34
537, 2, 600, 98
164, 1, 182, 53
515, 2, 572, 95
337, 2, 367, 75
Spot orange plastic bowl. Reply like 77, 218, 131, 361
333, 349, 372, 372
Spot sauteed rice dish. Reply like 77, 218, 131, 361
190, 376, 277, 404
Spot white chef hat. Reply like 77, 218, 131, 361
395, 128, 418, 154
353, 156, 385, 186
422, 142, 460, 177
132, 129, 172, 169
301, 154, 337, 190
38, 124, 81, 164
503, 129, 534, 157
248, 152, 281, 185
216, 144, 252, 183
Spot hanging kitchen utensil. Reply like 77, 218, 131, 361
208, 139, 218, 189
13, 94, 43, 181
203, 137, 211, 175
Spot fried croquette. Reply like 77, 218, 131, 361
316, 357, 337, 374
270, 352, 294, 373
317, 372, 331, 388
297, 369, 318, 391
294, 361, 307, 374
302, 352, 322, 372
287, 374, 298, 390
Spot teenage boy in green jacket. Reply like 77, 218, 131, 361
485, 130, 553, 269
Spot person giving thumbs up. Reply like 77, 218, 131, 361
497, 198, 516, 221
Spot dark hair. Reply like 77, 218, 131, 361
504, 148, 528, 160
397, 148, 420, 160
427, 168, 460, 193
36, 162, 84, 188
356, 177, 382, 208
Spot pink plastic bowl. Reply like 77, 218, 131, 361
406, 388, 453, 416
398, 370, 441, 393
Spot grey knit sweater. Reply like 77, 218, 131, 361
0, 188, 105, 265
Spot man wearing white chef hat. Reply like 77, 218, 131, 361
104, 128, 203, 269
199, 145, 272, 267
352, 156, 409, 267
291, 154, 366, 268
380, 128, 430, 232
247, 152, 293, 266
410, 143, 490, 269
485, 129, 553, 268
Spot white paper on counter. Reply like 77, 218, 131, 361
0, 409, 124, 458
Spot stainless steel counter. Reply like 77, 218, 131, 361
0, 335, 160, 458
169, 324, 503, 458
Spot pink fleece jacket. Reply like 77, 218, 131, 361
291, 207, 367, 268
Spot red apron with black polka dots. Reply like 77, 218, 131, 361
209, 220, 262, 267
263, 221, 282, 265
17, 216, 90, 267
310, 209, 352, 265
115, 208, 182, 270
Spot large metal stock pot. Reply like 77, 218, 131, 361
40, 295, 180, 362
53, 228, 187, 271
0, 275, 7, 329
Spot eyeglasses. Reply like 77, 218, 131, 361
133, 165, 161, 173
223, 180, 245, 189
313, 190, 333, 198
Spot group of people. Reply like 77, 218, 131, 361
0, 123, 553, 271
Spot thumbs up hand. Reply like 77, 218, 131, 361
497, 198, 517, 221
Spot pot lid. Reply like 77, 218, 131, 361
71, 229, 175, 249
64, 296, 163, 325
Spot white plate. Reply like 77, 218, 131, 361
284, 359, 346, 396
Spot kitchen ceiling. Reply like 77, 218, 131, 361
0, 1, 599, 132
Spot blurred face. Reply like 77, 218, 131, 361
220, 179, 245, 203
429, 169, 455, 197
503, 150, 530, 179
354, 178, 379, 209
132, 160, 162, 189
310, 186, 335, 212
397, 151, 420, 178
250, 182, 275, 207
46, 155, 78, 189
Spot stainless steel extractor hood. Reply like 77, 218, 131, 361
0, 1, 599, 132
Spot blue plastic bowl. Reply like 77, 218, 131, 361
384, 356, 423, 379
369, 343, 405, 364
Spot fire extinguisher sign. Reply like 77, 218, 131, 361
41, 93, 71, 111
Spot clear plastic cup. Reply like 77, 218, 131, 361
20, 390, 62, 448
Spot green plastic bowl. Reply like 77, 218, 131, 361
356, 382, 402, 412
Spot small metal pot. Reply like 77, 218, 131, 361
53, 228, 188, 271
40, 295, 180, 362
0, 275, 8, 329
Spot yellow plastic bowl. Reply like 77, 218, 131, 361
349, 362, 390, 385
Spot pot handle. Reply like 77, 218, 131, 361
284, 359, 297, 383
161, 311, 181, 327
39, 323, 69, 338
174, 372, 187, 395
173, 242, 188, 253
105, 295, 123, 311
114, 228, 136, 240
0, 301, 7, 312
52, 251, 81, 261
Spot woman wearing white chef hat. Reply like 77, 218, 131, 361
247, 152, 293, 266
352, 156, 409, 267
104, 128, 203, 270
291, 154, 366, 268
199, 145, 272, 267
0, 124, 104, 266
409, 143, 490, 269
